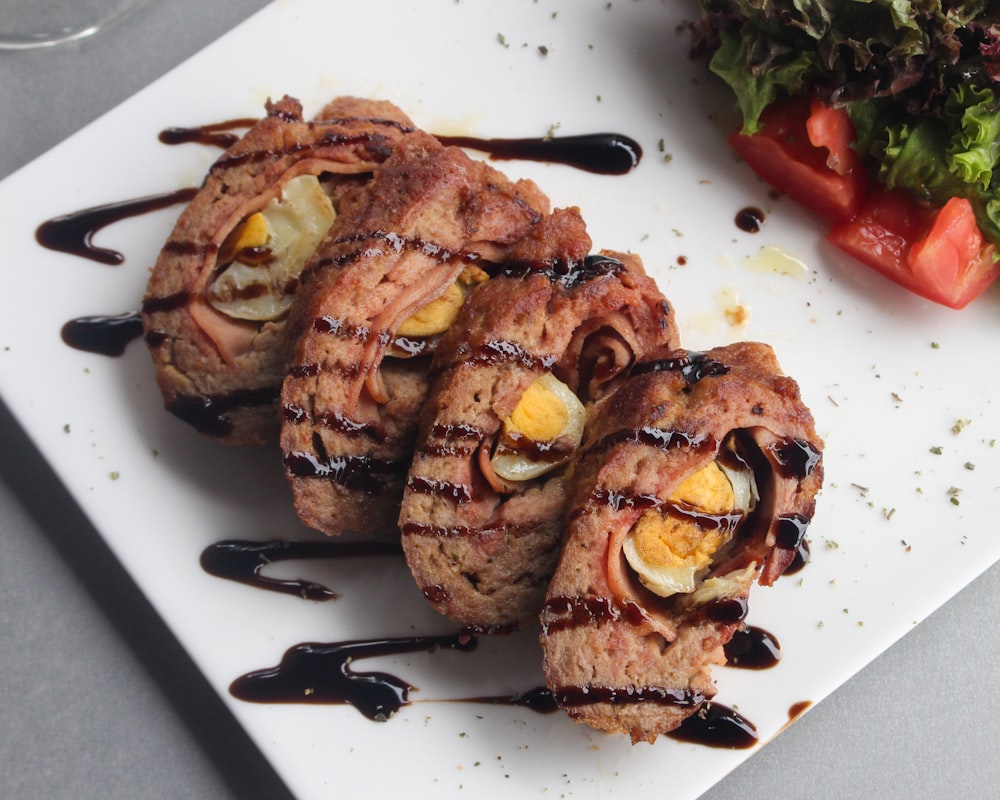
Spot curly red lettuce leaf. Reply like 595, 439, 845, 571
696, 1, 996, 133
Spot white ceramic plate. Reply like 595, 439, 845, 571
2, 1, 998, 798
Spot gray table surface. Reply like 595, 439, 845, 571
2, 2, 998, 798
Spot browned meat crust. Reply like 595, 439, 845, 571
279, 132, 550, 537
399, 207, 680, 632
141, 95, 416, 445
540, 342, 823, 743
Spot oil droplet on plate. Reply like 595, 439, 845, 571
745, 245, 808, 278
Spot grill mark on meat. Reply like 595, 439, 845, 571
590, 427, 715, 457
419, 442, 479, 459
500, 431, 578, 464
552, 685, 707, 709
282, 447, 403, 493
160, 240, 218, 258
631, 350, 731, 384
498, 252, 625, 289
414, 423, 484, 459
287, 363, 321, 378
459, 339, 559, 371
287, 361, 364, 381
406, 476, 473, 504
541, 595, 647, 635
305, 229, 484, 276
399, 521, 536, 538
209, 132, 400, 175
282, 404, 379, 439
430, 422, 485, 440
310, 315, 376, 340
315, 116, 417, 135
167, 386, 280, 437
142, 291, 192, 314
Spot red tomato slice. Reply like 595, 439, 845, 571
827, 188, 1000, 309
728, 96, 867, 220
908, 197, 999, 308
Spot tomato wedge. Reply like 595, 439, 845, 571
827, 188, 1000, 309
728, 96, 867, 220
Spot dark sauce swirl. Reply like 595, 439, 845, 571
668, 702, 758, 749
724, 625, 781, 669
61, 311, 143, 357
36, 187, 198, 265
438, 132, 642, 175
158, 117, 258, 148
199, 538, 403, 600
230, 633, 477, 721
282, 449, 403, 493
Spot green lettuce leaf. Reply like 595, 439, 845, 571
945, 84, 1000, 193
849, 91, 1000, 244
709, 27, 816, 133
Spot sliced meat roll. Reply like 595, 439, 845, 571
280, 132, 550, 537
540, 342, 823, 743
399, 207, 680, 633
142, 95, 416, 444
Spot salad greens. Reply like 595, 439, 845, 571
692, 1, 1000, 243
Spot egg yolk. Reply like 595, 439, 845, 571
490, 373, 587, 482
507, 378, 570, 442
396, 265, 489, 338
623, 462, 739, 597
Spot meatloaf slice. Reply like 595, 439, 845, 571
540, 342, 823, 743
399, 207, 680, 632
142, 95, 416, 445
280, 132, 550, 537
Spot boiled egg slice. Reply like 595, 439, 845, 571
622, 460, 755, 597
394, 265, 490, 341
490, 372, 586, 482
209, 174, 336, 321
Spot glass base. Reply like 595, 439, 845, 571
0, 0, 144, 50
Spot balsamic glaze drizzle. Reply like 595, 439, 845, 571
61, 311, 143, 357
724, 626, 781, 669
36, 187, 197, 264
668, 702, 758, 749
438, 132, 642, 175
199, 538, 402, 599
158, 117, 258, 148
229, 633, 477, 721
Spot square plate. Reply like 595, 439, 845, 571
1, 1, 998, 798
